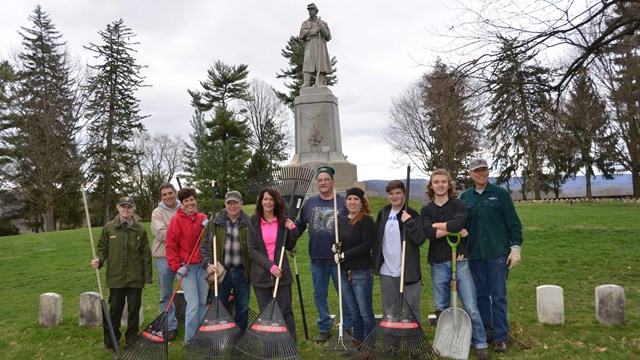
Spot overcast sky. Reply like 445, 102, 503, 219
1, 0, 458, 181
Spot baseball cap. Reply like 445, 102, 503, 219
469, 158, 489, 171
224, 191, 242, 203
118, 196, 136, 207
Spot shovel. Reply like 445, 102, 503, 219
433, 232, 473, 359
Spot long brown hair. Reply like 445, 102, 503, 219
426, 168, 456, 200
255, 187, 286, 226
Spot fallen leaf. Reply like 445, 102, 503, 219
574, 341, 585, 347
593, 347, 607, 352
544, 343, 548, 350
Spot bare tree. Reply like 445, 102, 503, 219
444, 0, 640, 93
242, 78, 293, 179
129, 132, 184, 220
385, 60, 480, 178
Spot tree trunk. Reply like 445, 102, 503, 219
44, 206, 55, 232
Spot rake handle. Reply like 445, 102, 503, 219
333, 189, 345, 337
81, 187, 105, 299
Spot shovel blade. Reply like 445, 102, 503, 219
433, 308, 472, 359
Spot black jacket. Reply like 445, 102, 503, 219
339, 215, 375, 271
247, 215, 300, 289
372, 205, 426, 285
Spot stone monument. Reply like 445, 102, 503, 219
287, 3, 361, 192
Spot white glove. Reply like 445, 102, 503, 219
201, 218, 209, 228
334, 252, 345, 264
177, 266, 189, 277
331, 242, 342, 254
507, 246, 521, 270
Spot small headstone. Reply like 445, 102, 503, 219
536, 285, 564, 324
79, 291, 102, 327
427, 314, 438, 326
39, 292, 62, 327
596, 284, 625, 325
121, 298, 144, 327
174, 291, 186, 326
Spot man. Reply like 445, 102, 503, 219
150, 183, 181, 341
92, 196, 152, 351
296, 165, 352, 343
460, 158, 523, 353
200, 190, 252, 333
299, 3, 332, 87
421, 169, 488, 360
373, 180, 426, 326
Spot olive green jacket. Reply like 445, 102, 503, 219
200, 210, 251, 281
96, 215, 153, 288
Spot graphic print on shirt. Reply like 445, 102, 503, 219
310, 206, 340, 234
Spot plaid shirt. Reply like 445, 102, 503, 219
224, 219, 243, 268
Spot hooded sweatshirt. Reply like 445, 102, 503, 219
151, 200, 181, 258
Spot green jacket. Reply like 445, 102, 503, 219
460, 183, 523, 260
200, 210, 252, 281
97, 215, 153, 288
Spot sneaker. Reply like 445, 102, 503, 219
168, 329, 178, 341
103, 344, 116, 353
124, 339, 135, 350
315, 331, 332, 344
494, 341, 508, 353
476, 348, 490, 359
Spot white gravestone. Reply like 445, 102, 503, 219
536, 285, 564, 324
39, 292, 62, 327
79, 291, 102, 327
595, 284, 625, 325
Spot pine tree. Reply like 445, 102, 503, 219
185, 61, 252, 208
488, 37, 552, 200
84, 19, 147, 224
275, 35, 338, 109
8, 6, 84, 232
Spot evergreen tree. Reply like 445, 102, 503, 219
8, 6, 84, 231
84, 19, 147, 224
607, 2, 640, 198
185, 61, 252, 208
561, 72, 616, 198
275, 35, 337, 109
488, 37, 552, 200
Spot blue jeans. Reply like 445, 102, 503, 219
310, 261, 353, 333
431, 260, 488, 349
155, 258, 178, 331
341, 269, 376, 341
469, 255, 509, 343
211, 268, 251, 333
182, 263, 208, 344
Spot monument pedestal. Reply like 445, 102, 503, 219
286, 86, 362, 192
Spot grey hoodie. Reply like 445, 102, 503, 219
151, 200, 181, 258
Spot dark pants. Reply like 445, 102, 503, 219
107, 287, 142, 345
211, 268, 251, 333
253, 284, 297, 343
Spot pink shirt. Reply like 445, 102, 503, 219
260, 217, 279, 262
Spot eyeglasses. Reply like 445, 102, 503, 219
317, 178, 333, 183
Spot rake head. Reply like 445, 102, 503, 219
233, 300, 301, 360
355, 295, 438, 360
121, 312, 168, 360
325, 328, 358, 356
183, 299, 241, 359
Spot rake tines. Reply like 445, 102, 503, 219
121, 312, 168, 360
246, 169, 283, 200
355, 295, 438, 360
183, 298, 240, 359
279, 166, 316, 219
233, 302, 302, 359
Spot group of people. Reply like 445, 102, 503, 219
90, 158, 523, 359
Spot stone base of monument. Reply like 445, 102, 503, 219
289, 86, 363, 192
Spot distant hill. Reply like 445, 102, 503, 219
364, 173, 633, 201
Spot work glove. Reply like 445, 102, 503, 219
201, 218, 209, 228
331, 242, 342, 254
334, 252, 345, 264
177, 266, 189, 277
507, 246, 521, 270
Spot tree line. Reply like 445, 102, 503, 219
385, 0, 639, 200
0, 6, 304, 234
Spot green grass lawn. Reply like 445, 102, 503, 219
0, 200, 639, 359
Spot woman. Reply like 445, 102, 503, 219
334, 187, 376, 347
247, 187, 300, 342
165, 188, 209, 345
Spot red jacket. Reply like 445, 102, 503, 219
166, 208, 208, 272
